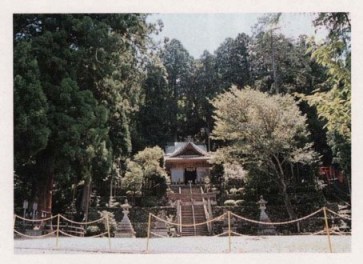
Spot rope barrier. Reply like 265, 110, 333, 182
14, 213, 108, 227
230, 208, 324, 226
85, 232, 109, 238
106, 215, 111, 250
146, 213, 152, 253
58, 230, 74, 237
150, 212, 227, 228
323, 207, 333, 253
59, 214, 106, 225
14, 229, 57, 239
312, 230, 326, 235
230, 231, 243, 236
14, 214, 58, 222
58, 229, 108, 238
214, 231, 229, 237
228, 211, 231, 252
150, 232, 168, 238
326, 208, 352, 220
330, 230, 350, 236
150, 207, 326, 230
14, 206, 351, 254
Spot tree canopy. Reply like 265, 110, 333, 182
13, 12, 351, 214
211, 87, 318, 219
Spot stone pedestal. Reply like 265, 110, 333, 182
115, 200, 136, 238
151, 210, 169, 237
25, 229, 42, 236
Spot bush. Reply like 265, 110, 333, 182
224, 200, 236, 206
86, 225, 100, 236
229, 188, 238, 195
98, 210, 117, 234
235, 200, 245, 206
237, 188, 245, 194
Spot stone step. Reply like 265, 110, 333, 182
181, 232, 209, 236
187, 227, 207, 230
173, 186, 210, 236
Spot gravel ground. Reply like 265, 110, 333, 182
14, 235, 351, 254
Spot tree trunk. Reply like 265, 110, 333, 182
278, 175, 296, 220
81, 180, 91, 221
273, 155, 300, 232
270, 30, 279, 94
278, 176, 301, 233
35, 152, 55, 218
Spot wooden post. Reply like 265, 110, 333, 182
106, 215, 111, 250
323, 207, 333, 253
228, 211, 231, 253
56, 214, 60, 248
13, 215, 17, 229
146, 213, 152, 253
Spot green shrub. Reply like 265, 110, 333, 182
224, 200, 236, 206
86, 225, 100, 236
235, 200, 245, 206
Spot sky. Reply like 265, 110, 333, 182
147, 13, 327, 58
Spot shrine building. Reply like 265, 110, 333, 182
164, 141, 212, 184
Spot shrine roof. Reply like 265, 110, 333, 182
165, 141, 209, 158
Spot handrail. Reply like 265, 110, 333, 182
191, 198, 197, 236
200, 187, 212, 234
188, 183, 196, 236
177, 200, 182, 233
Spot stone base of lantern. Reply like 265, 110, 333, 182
257, 225, 277, 235
257, 210, 276, 235
25, 229, 43, 236
115, 214, 136, 238
151, 220, 169, 237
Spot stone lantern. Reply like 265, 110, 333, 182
22, 200, 28, 225
256, 195, 276, 235
257, 195, 267, 210
115, 199, 136, 238
32, 202, 38, 220
22, 200, 28, 217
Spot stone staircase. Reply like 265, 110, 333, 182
335, 203, 351, 232
176, 186, 209, 236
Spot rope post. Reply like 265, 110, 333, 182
106, 215, 111, 250
13, 215, 17, 230
323, 207, 333, 253
228, 211, 231, 253
146, 213, 152, 253
56, 214, 60, 248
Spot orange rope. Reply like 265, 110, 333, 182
150, 212, 227, 227
59, 214, 106, 225
230, 208, 324, 226
14, 229, 57, 238
15, 214, 57, 222
326, 208, 352, 220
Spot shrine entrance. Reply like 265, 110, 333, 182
184, 168, 197, 184
164, 141, 212, 185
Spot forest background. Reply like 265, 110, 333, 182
10, 11, 351, 220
